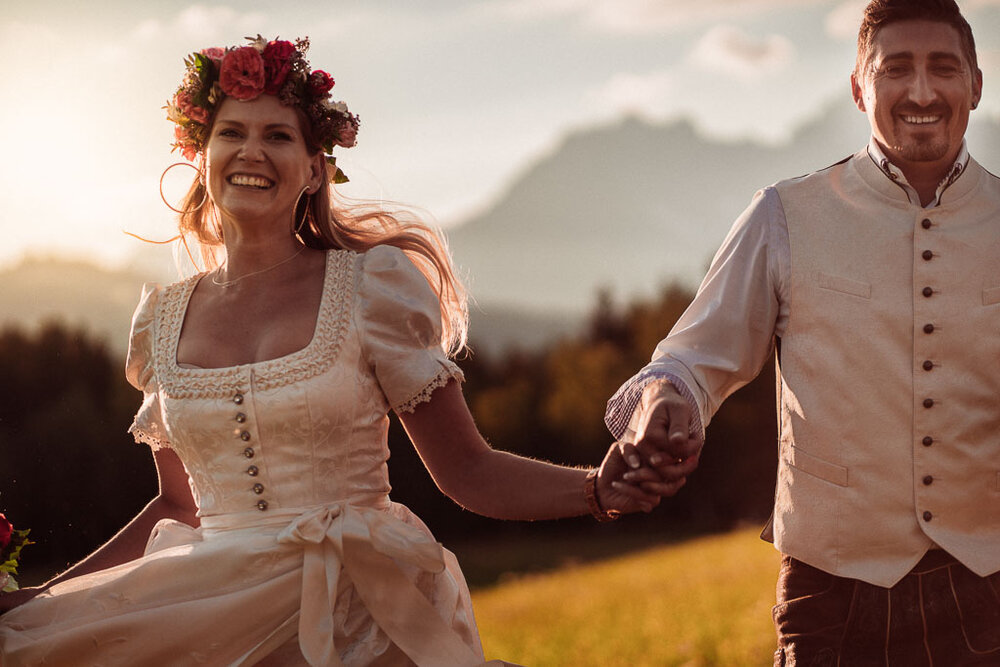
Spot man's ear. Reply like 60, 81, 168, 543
851, 72, 866, 112
971, 67, 983, 110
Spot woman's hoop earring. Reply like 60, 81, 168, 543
294, 187, 315, 236
159, 162, 208, 214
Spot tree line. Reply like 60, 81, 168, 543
0, 283, 778, 583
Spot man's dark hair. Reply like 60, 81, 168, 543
855, 0, 978, 77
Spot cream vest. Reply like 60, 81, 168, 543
772, 149, 1000, 587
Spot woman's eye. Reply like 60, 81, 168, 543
218, 128, 240, 138
269, 132, 292, 141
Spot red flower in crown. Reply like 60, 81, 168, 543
262, 40, 296, 95
173, 90, 209, 124
0, 514, 11, 551
165, 36, 360, 173
219, 46, 266, 100
308, 70, 335, 97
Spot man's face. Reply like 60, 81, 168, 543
851, 19, 982, 175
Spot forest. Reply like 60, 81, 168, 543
0, 282, 778, 584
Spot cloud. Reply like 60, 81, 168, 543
826, 0, 999, 40
586, 71, 678, 120
175, 5, 268, 41
0, 20, 60, 63
133, 18, 162, 41
689, 25, 795, 79
121, 5, 269, 43
824, 0, 866, 40
481, 0, 830, 34
486, 0, 585, 21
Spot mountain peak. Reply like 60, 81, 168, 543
449, 98, 1000, 313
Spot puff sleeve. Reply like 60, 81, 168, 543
125, 283, 171, 450
356, 245, 464, 413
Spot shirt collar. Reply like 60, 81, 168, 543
866, 138, 968, 208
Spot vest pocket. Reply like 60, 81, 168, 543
983, 286, 1000, 306
784, 443, 849, 487
817, 272, 871, 299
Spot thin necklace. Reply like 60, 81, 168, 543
212, 246, 305, 289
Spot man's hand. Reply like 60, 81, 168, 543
618, 379, 702, 491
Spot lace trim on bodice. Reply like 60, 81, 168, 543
154, 250, 355, 399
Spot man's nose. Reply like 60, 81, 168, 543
907, 69, 939, 107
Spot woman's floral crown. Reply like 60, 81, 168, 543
166, 35, 359, 183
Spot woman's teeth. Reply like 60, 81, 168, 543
228, 174, 274, 189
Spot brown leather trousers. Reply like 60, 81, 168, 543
772, 551, 1000, 666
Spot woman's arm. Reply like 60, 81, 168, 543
0, 448, 197, 613
399, 379, 694, 521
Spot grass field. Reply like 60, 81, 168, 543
470, 526, 781, 666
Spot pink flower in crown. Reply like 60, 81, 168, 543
307, 70, 335, 98
262, 40, 296, 95
335, 121, 358, 148
219, 46, 266, 100
200, 47, 225, 62
174, 126, 199, 161
173, 90, 209, 124
0, 514, 11, 551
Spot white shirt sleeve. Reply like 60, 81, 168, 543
605, 186, 789, 442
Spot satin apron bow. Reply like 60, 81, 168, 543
276, 504, 481, 667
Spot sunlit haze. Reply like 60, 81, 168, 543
2, 0, 998, 270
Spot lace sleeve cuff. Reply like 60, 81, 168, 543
393, 364, 465, 414
128, 421, 171, 451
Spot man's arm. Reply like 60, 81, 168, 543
608, 186, 788, 472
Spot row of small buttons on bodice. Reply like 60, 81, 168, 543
916, 217, 937, 524
233, 391, 268, 511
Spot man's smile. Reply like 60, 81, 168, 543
901, 114, 942, 124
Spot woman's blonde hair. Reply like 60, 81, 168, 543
174, 110, 468, 356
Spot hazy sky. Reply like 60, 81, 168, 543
2, 0, 998, 269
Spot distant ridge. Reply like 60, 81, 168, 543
0, 256, 161, 356
0, 255, 578, 357
3, 100, 998, 353
449, 98, 1000, 312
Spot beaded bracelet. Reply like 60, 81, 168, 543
584, 469, 621, 522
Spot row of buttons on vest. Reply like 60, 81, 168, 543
919, 219, 937, 380
233, 392, 269, 511
918, 217, 936, 524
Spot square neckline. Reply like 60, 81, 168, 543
171, 250, 334, 372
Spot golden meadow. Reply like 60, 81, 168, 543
474, 527, 780, 666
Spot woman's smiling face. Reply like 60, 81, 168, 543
205, 95, 322, 230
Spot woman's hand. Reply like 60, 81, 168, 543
595, 441, 700, 515
401, 379, 695, 521
0, 586, 43, 615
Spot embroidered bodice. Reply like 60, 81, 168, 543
125, 245, 464, 518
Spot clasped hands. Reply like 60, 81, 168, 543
594, 379, 702, 515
